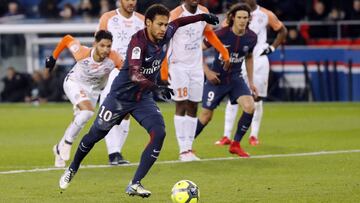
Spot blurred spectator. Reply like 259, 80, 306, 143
4, 0, 24, 17
1, 67, 31, 102
327, 7, 345, 38
346, 0, 360, 38
59, 3, 77, 20
200, 0, 222, 14
347, 0, 360, 19
39, 0, 60, 18
286, 27, 306, 45
308, 1, 328, 38
98, 0, 115, 16
78, 0, 97, 19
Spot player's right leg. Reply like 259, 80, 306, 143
54, 80, 95, 167
60, 95, 127, 189
215, 100, 238, 145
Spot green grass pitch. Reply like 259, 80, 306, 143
0, 102, 359, 202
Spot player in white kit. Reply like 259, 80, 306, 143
46, 30, 123, 167
97, 0, 144, 165
166, 0, 230, 161
216, 0, 287, 146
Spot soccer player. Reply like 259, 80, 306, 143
195, 3, 258, 157
58, 4, 220, 197
216, 0, 287, 146
167, 0, 230, 161
47, 30, 123, 168
98, 0, 144, 165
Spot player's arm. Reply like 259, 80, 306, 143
164, 13, 219, 42
109, 51, 124, 70
260, 8, 288, 56
203, 62, 220, 85
45, 35, 82, 72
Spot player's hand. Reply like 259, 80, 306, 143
202, 13, 219, 25
45, 56, 56, 72
249, 83, 259, 99
260, 45, 275, 56
155, 85, 174, 101
222, 59, 231, 71
205, 69, 221, 85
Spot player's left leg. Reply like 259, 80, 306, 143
249, 100, 263, 146
126, 100, 166, 197
100, 69, 130, 165
215, 100, 238, 145
184, 68, 204, 160
249, 56, 269, 146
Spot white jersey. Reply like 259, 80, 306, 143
249, 6, 283, 57
168, 4, 211, 70
67, 48, 121, 91
98, 9, 144, 59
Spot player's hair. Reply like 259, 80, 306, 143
94, 30, 113, 42
144, 4, 170, 23
226, 3, 252, 27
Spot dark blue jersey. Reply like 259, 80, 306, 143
109, 14, 207, 101
206, 27, 257, 84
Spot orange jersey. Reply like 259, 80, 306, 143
53, 35, 123, 90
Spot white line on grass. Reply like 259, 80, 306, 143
1, 149, 359, 175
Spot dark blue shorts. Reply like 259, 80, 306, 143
202, 76, 251, 110
94, 95, 164, 131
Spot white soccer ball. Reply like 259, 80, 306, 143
171, 180, 200, 203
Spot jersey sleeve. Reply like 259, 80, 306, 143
204, 29, 229, 61
97, 11, 115, 31
52, 35, 89, 61
163, 14, 205, 44
109, 51, 124, 69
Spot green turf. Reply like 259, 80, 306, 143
0, 102, 359, 202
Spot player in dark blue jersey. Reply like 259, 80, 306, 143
58, 4, 220, 198
194, 3, 258, 158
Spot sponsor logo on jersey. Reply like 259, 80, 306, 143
140, 59, 161, 75
131, 47, 141, 59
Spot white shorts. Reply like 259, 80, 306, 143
63, 79, 99, 112
242, 55, 270, 97
99, 68, 119, 105
169, 65, 204, 102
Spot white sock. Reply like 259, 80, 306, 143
223, 100, 239, 139
118, 119, 130, 152
251, 101, 263, 138
105, 124, 122, 155
64, 110, 94, 143
174, 115, 186, 153
184, 115, 198, 152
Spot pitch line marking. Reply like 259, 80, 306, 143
1, 149, 359, 175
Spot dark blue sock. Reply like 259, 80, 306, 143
194, 120, 206, 139
233, 112, 253, 142
132, 125, 165, 183
69, 126, 108, 172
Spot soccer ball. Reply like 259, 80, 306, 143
171, 180, 200, 203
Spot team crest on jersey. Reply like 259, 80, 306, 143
69, 44, 80, 53
131, 47, 141, 59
